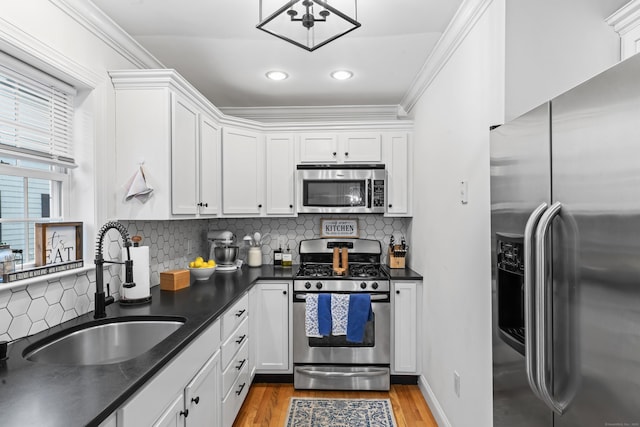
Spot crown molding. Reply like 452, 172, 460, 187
0, 15, 102, 88
400, 0, 494, 114
220, 105, 408, 123
50, 0, 164, 69
606, 0, 640, 34
109, 69, 414, 132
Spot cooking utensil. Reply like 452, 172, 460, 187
253, 232, 261, 246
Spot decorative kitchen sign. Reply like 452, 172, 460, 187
320, 218, 359, 238
35, 222, 83, 266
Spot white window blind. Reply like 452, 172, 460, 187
0, 53, 76, 168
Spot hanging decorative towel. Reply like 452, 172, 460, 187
124, 165, 153, 203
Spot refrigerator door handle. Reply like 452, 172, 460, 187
524, 202, 548, 399
534, 201, 567, 415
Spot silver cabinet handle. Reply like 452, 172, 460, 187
296, 368, 388, 378
524, 202, 548, 399
534, 201, 566, 414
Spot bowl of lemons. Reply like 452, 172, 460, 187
189, 257, 216, 281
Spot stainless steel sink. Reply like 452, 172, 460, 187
23, 316, 186, 365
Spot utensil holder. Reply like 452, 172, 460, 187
247, 247, 262, 267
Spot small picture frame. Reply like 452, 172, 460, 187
320, 218, 359, 238
35, 222, 83, 266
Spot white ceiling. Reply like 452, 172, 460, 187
91, 0, 463, 109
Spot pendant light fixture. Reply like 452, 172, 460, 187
257, 0, 360, 52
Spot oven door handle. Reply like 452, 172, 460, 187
295, 293, 388, 301
296, 368, 389, 378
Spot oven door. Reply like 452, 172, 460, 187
292, 292, 390, 365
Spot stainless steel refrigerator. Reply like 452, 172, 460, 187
490, 52, 640, 427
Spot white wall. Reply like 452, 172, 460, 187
0, 0, 143, 341
408, 1, 504, 425
407, 0, 626, 425
505, 0, 626, 121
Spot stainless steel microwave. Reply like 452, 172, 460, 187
296, 164, 386, 214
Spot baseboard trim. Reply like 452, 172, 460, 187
253, 374, 294, 383
391, 375, 418, 385
418, 375, 452, 427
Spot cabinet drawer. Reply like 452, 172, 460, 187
222, 340, 248, 398
222, 294, 249, 340
221, 317, 249, 368
222, 363, 250, 427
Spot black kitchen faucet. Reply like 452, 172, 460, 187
93, 221, 135, 318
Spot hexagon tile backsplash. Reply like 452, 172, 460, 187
0, 215, 409, 342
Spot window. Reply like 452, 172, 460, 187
0, 52, 75, 265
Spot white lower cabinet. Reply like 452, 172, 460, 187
184, 352, 221, 426
153, 393, 185, 427
253, 281, 291, 373
117, 320, 221, 427
220, 293, 251, 427
392, 281, 421, 374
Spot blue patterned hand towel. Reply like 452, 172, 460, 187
331, 293, 350, 336
304, 294, 322, 337
347, 294, 373, 343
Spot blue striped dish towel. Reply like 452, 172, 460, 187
346, 294, 373, 343
331, 293, 350, 336
304, 294, 322, 337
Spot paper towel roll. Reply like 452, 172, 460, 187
121, 245, 150, 300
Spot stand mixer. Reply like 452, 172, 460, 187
207, 230, 239, 271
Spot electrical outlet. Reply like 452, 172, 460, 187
454, 371, 461, 397
187, 239, 192, 255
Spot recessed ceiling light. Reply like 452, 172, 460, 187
266, 71, 288, 81
331, 70, 353, 80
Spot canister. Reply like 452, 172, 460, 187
247, 246, 262, 267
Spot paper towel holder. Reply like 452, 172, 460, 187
119, 235, 152, 306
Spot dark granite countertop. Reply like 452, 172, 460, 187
0, 264, 296, 427
385, 266, 423, 280
0, 263, 419, 426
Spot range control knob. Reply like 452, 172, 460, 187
305, 281, 312, 289
360, 282, 367, 289
316, 282, 323, 289
371, 282, 379, 290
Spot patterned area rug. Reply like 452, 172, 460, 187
285, 398, 397, 427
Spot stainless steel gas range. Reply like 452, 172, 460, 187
292, 238, 391, 391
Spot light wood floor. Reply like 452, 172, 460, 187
233, 383, 438, 427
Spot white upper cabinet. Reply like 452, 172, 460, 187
110, 70, 221, 220
198, 115, 221, 215
265, 134, 296, 216
340, 133, 382, 163
170, 94, 199, 215
299, 132, 382, 163
222, 127, 264, 215
384, 132, 412, 216
299, 133, 339, 163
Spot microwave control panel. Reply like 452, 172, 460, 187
372, 179, 385, 207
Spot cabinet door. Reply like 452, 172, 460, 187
385, 133, 411, 216
299, 133, 338, 163
199, 115, 220, 215
255, 282, 290, 372
171, 94, 199, 215
393, 281, 418, 373
266, 134, 295, 215
185, 351, 220, 426
152, 393, 185, 427
341, 133, 382, 162
222, 127, 264, 215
